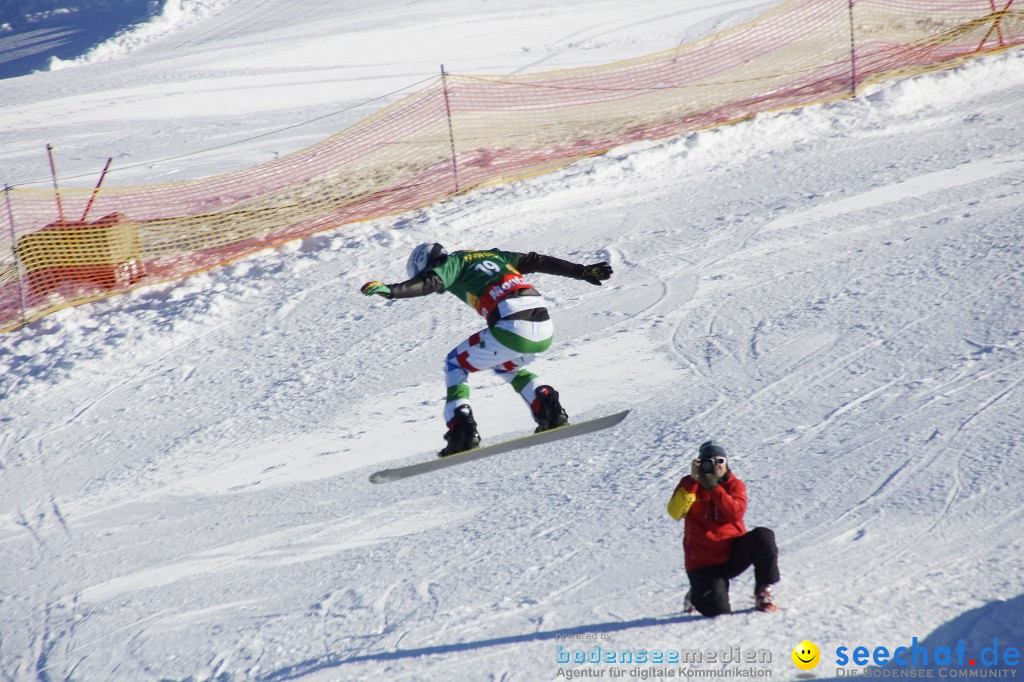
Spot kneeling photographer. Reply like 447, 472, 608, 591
667, 440, 780, 616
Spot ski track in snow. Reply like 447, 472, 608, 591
1, 0, 1024, 680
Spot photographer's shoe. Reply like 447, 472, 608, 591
754, 586, 777, 613
683, 589, 697, 614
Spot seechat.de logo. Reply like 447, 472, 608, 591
835, 637, 1020, 669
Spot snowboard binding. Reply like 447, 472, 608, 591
439, 405, 481, 457
533, 385, 569, 433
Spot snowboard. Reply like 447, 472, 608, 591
369, 409, 630, 484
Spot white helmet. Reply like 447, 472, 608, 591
407, 242, 447, 278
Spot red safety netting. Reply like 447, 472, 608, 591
2, 0, 1020, 333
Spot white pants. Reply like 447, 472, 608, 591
442, 320, 553, 423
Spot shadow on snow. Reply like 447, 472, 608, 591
257, 613, 701, 681
814, 595, 1024, 682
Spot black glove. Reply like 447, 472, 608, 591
580, 262, 613, 285
698, 470, 719, 491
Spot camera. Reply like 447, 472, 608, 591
699, 459, 716, 474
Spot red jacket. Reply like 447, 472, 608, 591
669, 473, 747, 570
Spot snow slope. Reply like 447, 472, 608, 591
46, 0, 239, 72
1, 1, 1023, 680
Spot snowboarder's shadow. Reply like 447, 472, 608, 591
260, 613, 702, 679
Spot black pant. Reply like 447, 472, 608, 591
686, 527, 779, 617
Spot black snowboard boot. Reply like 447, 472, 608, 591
439, 405, 481, 457
533, 385, 569, 433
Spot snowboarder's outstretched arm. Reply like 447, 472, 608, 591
516, 253, 613, 285
360, 271, 445, 300
360, 251, 612, 301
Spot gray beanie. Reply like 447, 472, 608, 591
698, 440, 727, 460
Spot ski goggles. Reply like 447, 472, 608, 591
694, 457, 726, 466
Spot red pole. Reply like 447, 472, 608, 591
977, 0, 1012, 53
997, 0, 1012, 48
81, 157, 113, 222
45, 144, 65, 223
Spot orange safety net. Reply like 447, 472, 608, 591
2, 0, 1021, 333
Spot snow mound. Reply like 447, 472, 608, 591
48, 0, 236, 70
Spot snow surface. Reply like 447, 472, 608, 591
46, 0, 240, 72
1, 0, 1023, 680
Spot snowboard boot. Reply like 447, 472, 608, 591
533, 385, 569, 433
439, 405, 481, 457
683, 589, 697, 614
754, 586, 777, 613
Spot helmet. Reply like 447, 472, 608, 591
407, 242, 447, 278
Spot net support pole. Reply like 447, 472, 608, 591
988, 0, 1012, 50
847, 0, 858, 96
440, 65, 461, 195
81, 157, 113, 222
46, 144, 66, 223
4, 184, 28, 326
999, 0, 1013, 47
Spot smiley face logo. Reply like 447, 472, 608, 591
792, 640, 821, 670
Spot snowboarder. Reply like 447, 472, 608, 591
666, 440, 780, 616
361, 243, 612, 456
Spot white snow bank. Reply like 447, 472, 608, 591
47, 0, 236, 70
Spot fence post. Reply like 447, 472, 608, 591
996, 0, 1011, 49
45, 143, 66, 223
847, 0, 858, 96
974, 0, 1009, 54
81, 157, 113, 222
4, 184, 28, 328
440, 65, 461, 195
